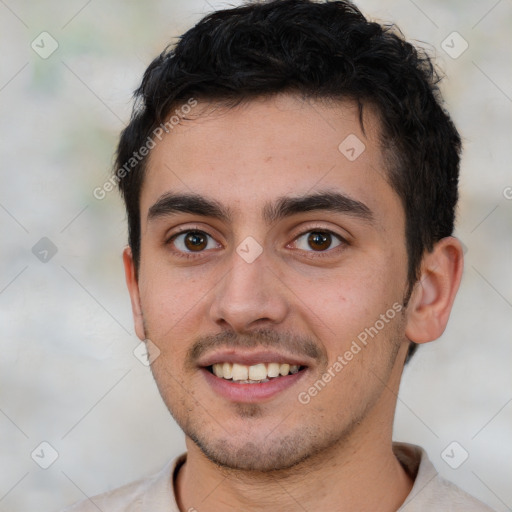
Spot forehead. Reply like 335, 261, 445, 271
140, 94, 402, 227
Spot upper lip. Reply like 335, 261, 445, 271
198, 350, 312, 368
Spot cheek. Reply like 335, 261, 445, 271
138, 262, 211, 337
289, 263, 405, 380
292, 264, 393, 332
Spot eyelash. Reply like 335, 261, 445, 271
166, 227, 216, 260
167, 226, 349, 261
288, 229, 347, 259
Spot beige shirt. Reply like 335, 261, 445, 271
62, 443, 495, 511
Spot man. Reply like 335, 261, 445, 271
65, 0, 495, 510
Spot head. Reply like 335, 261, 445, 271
118, 0, 464, 471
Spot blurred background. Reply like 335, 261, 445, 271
0, 0, 510, 510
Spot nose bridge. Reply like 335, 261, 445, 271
225, 252, 264, 299
210, 243, 288, 330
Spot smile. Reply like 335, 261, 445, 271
208, 362, 306, 383
202, 362, 309, 402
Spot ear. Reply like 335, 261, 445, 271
405, 236, 464, 344
123, 246, 146, 341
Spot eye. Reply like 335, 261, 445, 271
170, 230, 219, 253
293, 230, 343, 252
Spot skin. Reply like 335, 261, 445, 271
123, 94, 464, 511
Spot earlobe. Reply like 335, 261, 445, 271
122, 247, 146, 341
405, 237, 464, 344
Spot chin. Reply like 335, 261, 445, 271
192, 434, 314, 472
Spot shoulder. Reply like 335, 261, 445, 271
60, 454, 186, 512
403, 473, 496, 511
395, 443, 495, 512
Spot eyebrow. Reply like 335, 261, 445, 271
263, 190, 374, 225
147, 190, 374, 225
148, 192, 232, 223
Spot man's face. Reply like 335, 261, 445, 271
127, 94, 411, 471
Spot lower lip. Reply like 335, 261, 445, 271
201, 367, 308, 403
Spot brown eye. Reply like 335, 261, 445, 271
184, 231, 208, 251
307, 231, 332, 251
171, 230, 217, 253
293, 230, 343, 253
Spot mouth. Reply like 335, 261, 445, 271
206, 362, 308, 383
199, 353, 311, 403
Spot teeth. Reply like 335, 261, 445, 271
231, 363, 249, 381
210, 362, 303, 382
222, 362, 232, 379
267, 362, 280, 378
248, 363, 267, 381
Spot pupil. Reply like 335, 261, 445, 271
185, 232, 206, 251
308, 231, 330, 251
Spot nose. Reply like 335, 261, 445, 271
209, 246, 289, 332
